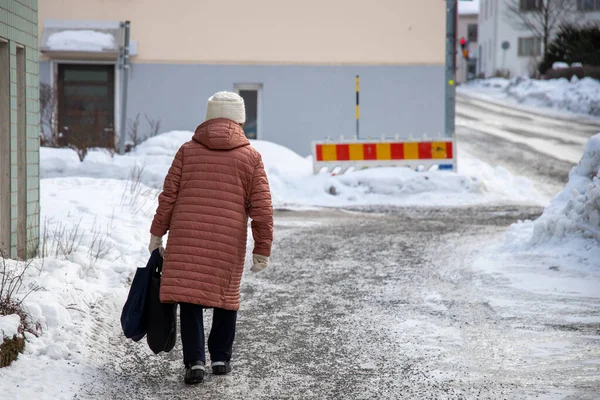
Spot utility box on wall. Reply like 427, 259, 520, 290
0, 0, 40, 259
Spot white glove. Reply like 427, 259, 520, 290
148, 234, 164, 256
251, 254, 269, 272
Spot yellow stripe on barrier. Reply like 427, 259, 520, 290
349, 144, 364, 160
321, 144, 337, 161
376, 143, 391, 160
431, 142, 448, 159
404, 142, 419, 159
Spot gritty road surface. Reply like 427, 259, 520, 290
75, 99, 600, 399
81, 206, 600, 400
456, 93, 600, 198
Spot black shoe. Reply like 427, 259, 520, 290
211, 361, 232, 375
184, 361, 205, 385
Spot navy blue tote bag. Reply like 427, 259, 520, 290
120, 249, 161, 341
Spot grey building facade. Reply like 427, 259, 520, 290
38, 0, 447, 157
38, 62, 445, 156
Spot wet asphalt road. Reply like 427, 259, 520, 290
82, 206, 600, 400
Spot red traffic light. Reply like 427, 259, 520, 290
460, 37, 467, 47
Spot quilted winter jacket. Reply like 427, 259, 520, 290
150, 118, 274, 310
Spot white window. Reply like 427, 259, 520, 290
520, 0, 542, 11
468, 24, 478, 42
518, 37, 542, 56
578, 0, 600, 11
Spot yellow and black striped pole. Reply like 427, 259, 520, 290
356, 75, 360, 139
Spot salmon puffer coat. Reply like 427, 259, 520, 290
150, 118, 274, 310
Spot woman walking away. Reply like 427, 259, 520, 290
148, 91, 274, 385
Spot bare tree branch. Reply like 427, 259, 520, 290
504, 0, 580, 53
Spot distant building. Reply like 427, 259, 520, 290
457, 5, 479, 83
0, 0, 40, 259
38, 0, 448, 156
478, 0, 600, 78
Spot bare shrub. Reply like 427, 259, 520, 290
121, 163, 157, 214
39, 83, 59, 147
86, 218, 115, 272
40, 219, 84, 261
145, 114, 162, 139
126, 114, 162, 151
494, 69, 511, 79
0, 251, 42, 309
128, 113, 142, 147
0, 252, 43, 367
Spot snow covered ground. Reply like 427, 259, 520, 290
41, 131, 548, 208
458, 77, 600, 120
1, 130, 598, 398
475, 134, 600, 298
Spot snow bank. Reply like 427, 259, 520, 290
0, 314, 21, 345
503, 133, 600, 264
458, 0, 479, 15
552, 62, 570, 70
47, 30, 115, 52
459, 77, 600, 117
0, 177, 162, 396
41, 131, 545, 208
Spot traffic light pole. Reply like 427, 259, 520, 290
445, 0, 457, 138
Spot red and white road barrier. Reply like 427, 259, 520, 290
312, 137, 456, 174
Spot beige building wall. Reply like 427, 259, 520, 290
39, 0, 445, 65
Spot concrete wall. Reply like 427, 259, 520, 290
0, 0, 40, 259
40, 62, 445, 156
38, 0, 446, 65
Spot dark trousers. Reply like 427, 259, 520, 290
179, 303, 237, 365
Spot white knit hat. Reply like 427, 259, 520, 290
205, 91, 246, 124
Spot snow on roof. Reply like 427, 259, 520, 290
458, 0, 480, 15
46, 30, 116, 52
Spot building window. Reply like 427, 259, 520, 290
577, 0, 600, 11
520, 0, 542, 11
468, 24, 478, 42
234, 83, 262, 140
518, 37, 542, 56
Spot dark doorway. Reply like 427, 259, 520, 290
238, 89, 258, 139
58, 64, 115, 148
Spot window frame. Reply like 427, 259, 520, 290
577, 0, 600, 11
233, 83, 263, 140
520, 0, 543, 11
518, 37, 542, 57
467, 24, 478, 42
